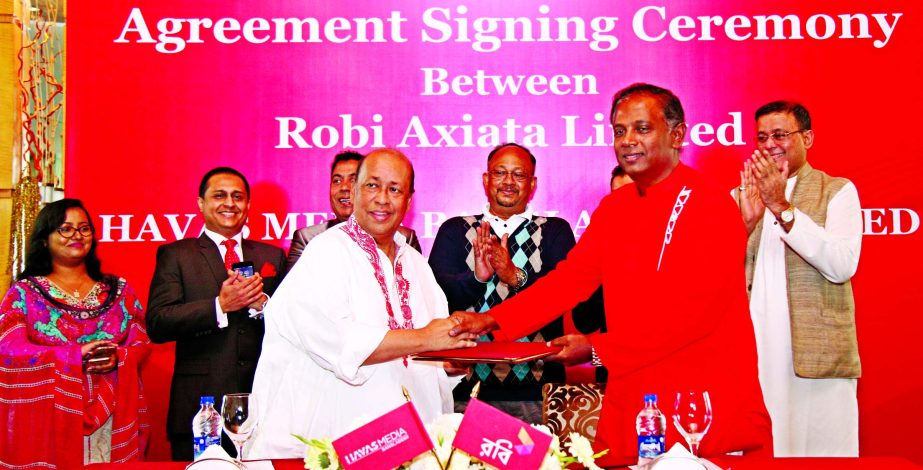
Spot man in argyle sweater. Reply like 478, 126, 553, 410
428, 143, 604, 422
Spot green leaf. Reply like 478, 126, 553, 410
292, 434, 312, 446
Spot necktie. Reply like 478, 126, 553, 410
222, 239, 241, 271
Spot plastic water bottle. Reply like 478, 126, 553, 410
192, 396, 222, 460
635, 393, 666, 465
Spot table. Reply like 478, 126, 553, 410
86, 456, 923, 469
710, 457, 923, 469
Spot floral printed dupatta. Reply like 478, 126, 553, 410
0, 276, 150, 468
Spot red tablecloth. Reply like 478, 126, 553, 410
85, 456, 923, 469
711, 457, 923, 470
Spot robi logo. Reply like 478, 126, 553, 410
862, 208, 919, 235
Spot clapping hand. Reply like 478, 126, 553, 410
218, 270, 265, 312
748, 148, 790, 214
473, 222, 521, 286
473, 222, 496, 282
738, 160, 765, 234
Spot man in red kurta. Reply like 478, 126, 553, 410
450, 83, 772, 465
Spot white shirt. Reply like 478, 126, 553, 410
749, 175, 862, 456
247, 227, 458, 458
481, 203, 533, 238
203, 228, 243, 265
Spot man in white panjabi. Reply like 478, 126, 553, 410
736, 101, 862, 456
247, 149, 475, 458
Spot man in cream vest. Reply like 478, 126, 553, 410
736, 101, 862, 456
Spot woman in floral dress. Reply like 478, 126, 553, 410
0, 199, 150, 467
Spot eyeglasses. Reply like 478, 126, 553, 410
488, 169, 531, 183
756, 129, 806, 144
56, 225, 94, 238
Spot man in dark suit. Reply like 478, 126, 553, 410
147, 167, 286, 461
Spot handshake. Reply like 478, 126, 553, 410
422, 311, 595, 366
448, 311, 499, 338
418, 312, 499, 353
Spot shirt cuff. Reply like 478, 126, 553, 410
215, 297, 228, 329
248, 293, 270, 319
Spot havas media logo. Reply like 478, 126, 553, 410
343, 427, 409, 465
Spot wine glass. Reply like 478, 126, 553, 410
672, 391, 712, 457
221, 393, 257, 464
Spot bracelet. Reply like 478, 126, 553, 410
591, 347, 603, 367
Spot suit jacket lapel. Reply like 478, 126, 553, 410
243, 239, 271, 273
198, 233, 228, 285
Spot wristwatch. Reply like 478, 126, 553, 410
511, 268, 528, 290
779, 204, 795, 224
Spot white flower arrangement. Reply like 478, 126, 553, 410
295, 413, 607, 470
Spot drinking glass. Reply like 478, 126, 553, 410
672, 390, 712, 457
221, 393, 257, 464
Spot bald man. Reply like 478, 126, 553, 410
247, 149, 474, 458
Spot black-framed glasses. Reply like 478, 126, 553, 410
488, 169, 531, 183
756, 129, 806, 144
56, 225, 94, 238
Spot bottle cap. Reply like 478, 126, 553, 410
644, 393, 657, 403
200, 396, 215, 405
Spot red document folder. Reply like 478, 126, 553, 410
412, 341, 562, 364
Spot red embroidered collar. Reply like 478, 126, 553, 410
340, 216, 414, 334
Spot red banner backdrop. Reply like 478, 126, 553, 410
67, 0, 922, 462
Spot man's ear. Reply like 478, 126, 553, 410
671, 122, 687, 149
802, 129, 815, 149
197, 197, 205, 213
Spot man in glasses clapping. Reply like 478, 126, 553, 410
428, 142, 605, 423
736, 101, 862, 457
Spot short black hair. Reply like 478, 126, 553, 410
755, 100, 812, 130
355, 149, 415, 194
610, 165, 625, 185
198, 167, 250, 198
486, 142, 537, 167
610, 82, 685, 128
19, 198, 104, 281
331, 150, 364, 175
